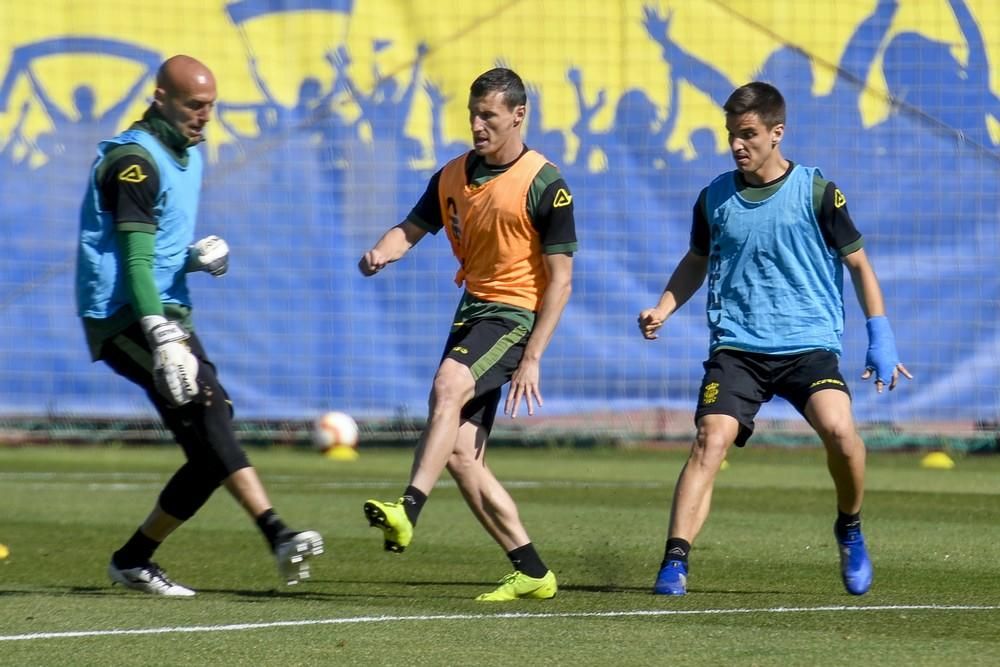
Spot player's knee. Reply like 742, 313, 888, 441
686, 431, 730, 474
185, 435, 249, 477
817, 420, 859, 452
694, 425, 732, 457
429, 382, 473, 417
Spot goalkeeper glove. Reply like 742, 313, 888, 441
186, 235, 229, 276
864, 315, 900, 385
141, 315, 199, 407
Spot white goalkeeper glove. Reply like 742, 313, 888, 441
186, 235, 229, 277
141, 315, 200, 407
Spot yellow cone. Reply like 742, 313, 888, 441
920, 451, 955, 470
720, 460, 730, 470
325, 446, 359, 461
0, 543, 9, 560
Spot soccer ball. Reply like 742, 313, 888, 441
312, 411, 359, 458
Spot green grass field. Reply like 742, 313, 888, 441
1, 445, 998, 666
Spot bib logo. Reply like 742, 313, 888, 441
553, 188, 572, 207
834, 189, 847, 208
701, 381, 720, 405
118, 164, 148, 183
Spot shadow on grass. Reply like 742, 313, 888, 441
2, 581, 807, 601
0, 585, 416, 602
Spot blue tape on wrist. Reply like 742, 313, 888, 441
865, 316, 898, 382
866, 315, 892, 341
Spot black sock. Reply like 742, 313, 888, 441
112, 529, 161, 569
663, 537, 691, 566
255, 508, 290, 550
835, 511, 862, 541
401, 486, 427, 526
507, 543, 548, 579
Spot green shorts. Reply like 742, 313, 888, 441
440, 318, 530, 433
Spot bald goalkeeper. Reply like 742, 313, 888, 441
76, 55, 323, 597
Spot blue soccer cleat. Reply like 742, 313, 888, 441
653, 559, 688, 595
836, 525, 873, 595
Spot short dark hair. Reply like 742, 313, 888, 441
724, 81, 786, 128
469, 68, 527, 109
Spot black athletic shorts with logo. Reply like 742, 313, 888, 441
694, 348, 851, 447
440, 317, 530, 434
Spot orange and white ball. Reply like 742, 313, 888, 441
312, 411, 359, 456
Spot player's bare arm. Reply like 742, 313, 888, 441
639, 251, 709, 340
842, 247, 912, 391
359, 219, 428, 276
506, 252, 573, 419
842, 247, 885, 318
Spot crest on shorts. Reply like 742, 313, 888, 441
702, 381, 719, 405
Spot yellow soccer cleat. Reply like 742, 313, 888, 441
363, 498, 414, 553
475, 570, 558, 602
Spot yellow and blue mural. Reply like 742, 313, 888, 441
1, 1, 997, 422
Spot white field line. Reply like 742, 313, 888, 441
0, 472, 663, 490
1, 605, 998, 642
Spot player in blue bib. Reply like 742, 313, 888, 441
638, 82, 911, 597
77, 55, 322, 597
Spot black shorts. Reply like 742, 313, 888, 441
98, 321, 249, 474
440, 318, 530, 433
694, 348, 851, 447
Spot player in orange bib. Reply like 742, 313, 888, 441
359, 67, 577, 601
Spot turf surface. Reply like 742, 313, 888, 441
0, 445, 997, 666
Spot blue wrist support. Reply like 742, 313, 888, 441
865, 316, 899, 383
